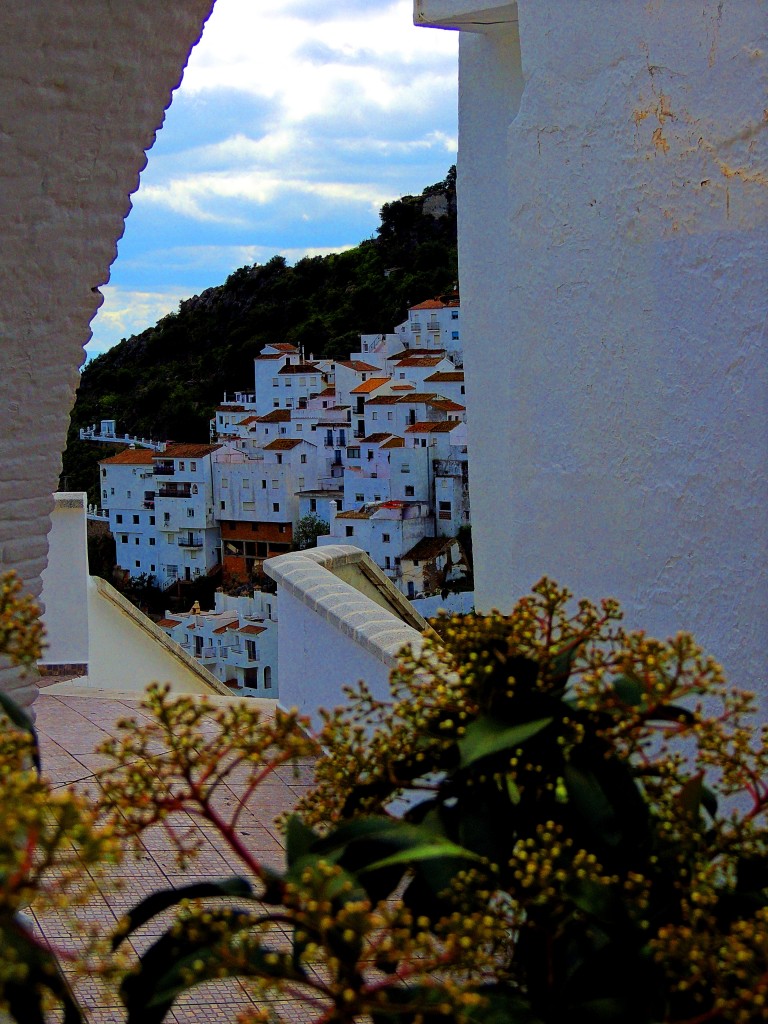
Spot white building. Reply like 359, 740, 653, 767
99, 448, 161, 579
158, 588, 278, 696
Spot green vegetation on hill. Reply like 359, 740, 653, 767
62, 169, 458, 501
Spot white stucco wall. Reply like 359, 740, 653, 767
39, 494, 90, 669
0, 2, 215, 709
423, 1, 767, 694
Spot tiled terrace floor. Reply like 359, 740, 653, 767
31, 691, 319, 1023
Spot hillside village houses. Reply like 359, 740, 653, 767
89, 294, 472, 688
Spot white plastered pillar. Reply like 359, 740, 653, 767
417, 0, 767, 696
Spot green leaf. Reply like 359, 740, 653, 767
612, 675, 644, 706
285, 814, 320, 868
360, 839, 482, 874
457, 716, 553, 769
1, 916, 84, 1023
112, 877, 253, 950
0, 690, 40, 772
563, 764, 623, 847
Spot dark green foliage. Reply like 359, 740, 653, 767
62, 170, 458, 493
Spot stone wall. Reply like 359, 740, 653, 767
0, 2, 215, 710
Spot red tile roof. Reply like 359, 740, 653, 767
424, 371, 465, 383
99, 449, 156, 466
239, 624, 266, 635
158, 443, 222, 459
269, 343, 299, 352
256, 410, 291, 423
428, 399, 465, 412
405, 421, 460, 433
388, 348, 446, 361
402, 536, 454, 561
395, 356, 445, 368
336, 360, 382, 372
350, 377, 390, 394
278, 362, 319, 375
157, 617, 181, 627
263, 438, 304, 450
365, 395, 400, 406
361, 433, 393, 444
381, 437, 405, 449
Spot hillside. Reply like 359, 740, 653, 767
61, 169, 458, 501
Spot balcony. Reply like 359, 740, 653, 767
158, 484, 191, 499
177, 535, 204, 548
427, 322, 440, 332
153, 463, 175, 476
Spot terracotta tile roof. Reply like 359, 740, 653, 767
256, 410, 291, 423
241, 416, 259, 425
388, 348, 446, 361
364, 395, 399, 406
317, 387, 336, 397
409, 299, 446, 310
99, 449, 156, 466
157, 617, 181, 627
157, 443, 222, 459
424, 371, 464, 383
395, 356, 445, 368
405, 421, 460, 433
239, 624, 266, 635
361, 433, 392, 444
391, 385, 414, 391
428, 399, 465, 411
278, 362, 319, 375
381, 437, 405, 449
336, 360, 382, 372
254, 353, 283, 360
269, 343, 299, 352
350, 377, 390, 394
213, 621, 239, 634
402, 536, 453, 561
216, 404, 246, 412
263, 438, 303, 450
395, 393, 441, 404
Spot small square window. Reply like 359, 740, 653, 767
345, 525, 354, 537
300, 453, 307, 464
120, 535, 128, 543
149, 537, 156, 546
115, 514, 123, 524
178, 461, 185, 471
220, 501, 226, 510
382, 533, 390, 543
150, 564, 155, 572
133, 514, 139, 524
405, 486, 414, 497
190, 462, 196, 471
272, 503, 280, 512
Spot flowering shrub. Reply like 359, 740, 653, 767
0, 572, 119, 1023
2, 575, 768, 1023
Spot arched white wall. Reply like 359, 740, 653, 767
0, 1, 215, 710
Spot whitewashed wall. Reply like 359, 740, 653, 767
0, 1, 215, 710
39, 494, 90, 671
420, 0, 767, 694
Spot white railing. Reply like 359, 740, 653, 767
79, 425, 164, 450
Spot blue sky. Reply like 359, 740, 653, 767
88, 0, 458, 358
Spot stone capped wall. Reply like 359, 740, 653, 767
0, 1, 215, 710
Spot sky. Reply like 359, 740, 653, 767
87, 0, 459, 359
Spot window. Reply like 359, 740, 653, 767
345, 525, 354, 537
178, 462, 185, 471
103, 490, 107, 499
296, 423, 302, 431
187, 508, 194, 518
149, 537, 156, 546
382, 533, 390, 543
271, 479, 278, 489
399, 373, 406, 379
110, 487, 115, 495
132, 514, 139, 524
452, 331, 459, 340
221, 477, 228, 488
190, 462, 196, 471
272, 503, 280, 512
115, 514, 123, 524
372, 412, 378, 420
149, 515, 155, 525
298, 477, 305, 489
385, 556, 391, 569
246, 640, 257, 660
451, 309, 459, 320
373, 494, 381, 501
126, 490, 131, 498
102, 469, 106, 477
150, 564, 155, 572
347, 447, 360, 459
439, 500, 452, 521
300, 453, 307, 464
261, 480, 267, 489
220, 501, 226, 510
164, 513, 170, 524
309, 499, 317, 512
387, 412, 393, 421
276, 454, 283, 465
135, 560, 140, 568
405, 486, 415, 497
120, 535, 127, 543
401, 463, 410, 474
264, 666, 272, 689
461, 386, 465, 395
272, 378, 279, 387
355, 493, 364, 502
134, 537, 139, 545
